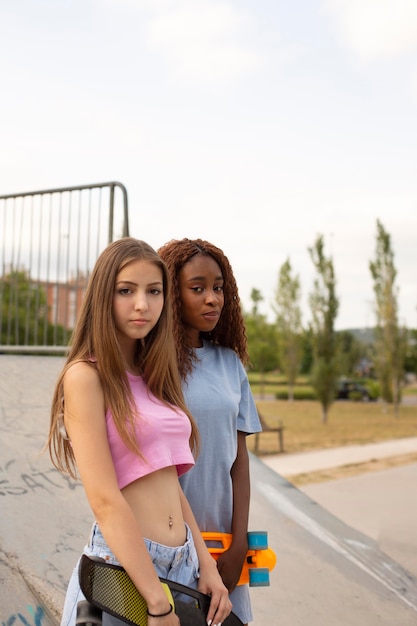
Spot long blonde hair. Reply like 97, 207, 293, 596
47, 237, 199, 478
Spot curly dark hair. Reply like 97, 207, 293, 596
158, 238, 249, 379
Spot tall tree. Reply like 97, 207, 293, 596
308, 235, 339, 423
245, 289, 279, 398
336, 330, 364, 377
404, 329, 417, 375
273, 258, 303, 400
369, 219, 406, 416
300, 327, 314, 375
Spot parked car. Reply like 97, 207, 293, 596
336, 379, 371, 401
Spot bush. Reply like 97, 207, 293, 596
275, 387, 317, 401
365, 380, 380, 401
348, 390, 365, 402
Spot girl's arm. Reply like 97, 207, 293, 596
217, 431, 250, 591
178, 487, 232, 625
63, 362, 178, 624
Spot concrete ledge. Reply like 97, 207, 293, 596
0, 549, 61, 626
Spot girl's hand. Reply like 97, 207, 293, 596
216, 543, 247, 592
198, 563, 232, 626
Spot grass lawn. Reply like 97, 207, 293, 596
247, 399, 417, 456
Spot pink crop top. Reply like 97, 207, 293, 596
106, 372, 195, 489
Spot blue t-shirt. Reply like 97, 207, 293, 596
179, 340, 261, 532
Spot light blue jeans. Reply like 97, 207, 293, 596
61, 522, 200, 626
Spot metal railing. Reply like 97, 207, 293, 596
0, 181, 129, 353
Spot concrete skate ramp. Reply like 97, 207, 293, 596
0, 550, 60, 626
248, 455, 417, 624
1, 355, 416, 626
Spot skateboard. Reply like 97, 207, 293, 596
202, 530, 277, 587
77, 554, 243, 626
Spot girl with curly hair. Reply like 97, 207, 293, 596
158, 239, 261, 626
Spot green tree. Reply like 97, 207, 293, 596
1, 270, 67, 346
308, 235, 339, 423
300, 327, 314, 375
1, 271, 45, 345
245, 289, 279, 397
336, 330, 364, 377
404, 329, 417, 375
369, 220, 406, 416
273, 258, 303, 400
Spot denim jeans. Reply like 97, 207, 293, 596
61, 522, 200, 626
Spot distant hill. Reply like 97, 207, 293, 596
340, 328, 375, 344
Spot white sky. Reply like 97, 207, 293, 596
1, 0, 416, 330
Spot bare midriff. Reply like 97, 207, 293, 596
122, 466, 187, 547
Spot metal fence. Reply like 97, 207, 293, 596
0, 181, 129, 353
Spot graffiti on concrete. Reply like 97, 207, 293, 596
2, 604, 44, 626
0, 460, 80, 496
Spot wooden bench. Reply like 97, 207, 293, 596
254, 411, 285, 455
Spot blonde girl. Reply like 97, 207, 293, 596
48, 237, 231, 626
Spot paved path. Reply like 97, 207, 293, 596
300, 463, 417, 579
261, 440, 417, 579
261, 437, 417, 475
1, 355, 417, 626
